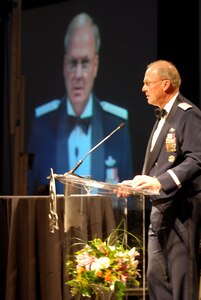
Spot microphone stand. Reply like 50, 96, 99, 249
67, 122, 125, 175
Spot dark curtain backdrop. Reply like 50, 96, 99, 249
157, 0, 200, 107
0, 0, 13, 194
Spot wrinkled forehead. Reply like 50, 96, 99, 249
67, 26, 96, 56
144, 67, 159, 80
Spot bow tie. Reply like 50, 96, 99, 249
155, 108, 167, 120
68, 116, 92, 134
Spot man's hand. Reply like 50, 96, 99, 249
114, 175, 162, 197
131, 175, 161, 193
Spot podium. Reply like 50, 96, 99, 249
51, 172, 158, 300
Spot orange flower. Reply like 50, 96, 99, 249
104, 270, 112, 282
95, 270, 103, 277
77, 266, 86, 274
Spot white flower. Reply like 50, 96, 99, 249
114, 251, 124, 258
91, 257, 110, 271
127, 247, 139, 258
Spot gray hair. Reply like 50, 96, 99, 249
64, 13, 101, 54
148, 60, 181, 88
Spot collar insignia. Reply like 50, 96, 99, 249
105, 155, 116, 167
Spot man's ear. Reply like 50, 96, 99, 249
163, 79, 171, 92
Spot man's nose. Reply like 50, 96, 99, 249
75, 63, 83, 77
142, 85, 146, 92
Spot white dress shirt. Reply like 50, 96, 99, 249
67, 95, 93, 176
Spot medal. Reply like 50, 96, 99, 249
166, 128, 176, 152
168, 155, 175, 162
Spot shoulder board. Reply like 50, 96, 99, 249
178, 102, 192, 111
35, 99, 61, 118
100, 101, 128, 120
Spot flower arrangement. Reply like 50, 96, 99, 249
66, 229, 141, 299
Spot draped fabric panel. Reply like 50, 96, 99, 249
0, 195, 116, 300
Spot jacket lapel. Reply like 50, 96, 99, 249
142, 96, 180, 175
142, 120, 159, 174
91, 96, 105, 180
144, 121, 169, 174
56, 96, 69, 174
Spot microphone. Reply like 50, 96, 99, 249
67, 122, 125, 174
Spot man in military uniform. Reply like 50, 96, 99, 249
119, 60, 201, 300
28, 13, 133, 194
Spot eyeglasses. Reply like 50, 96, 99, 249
143, 80, 167, 88
67, 58, 94, 73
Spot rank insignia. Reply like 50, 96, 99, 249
168, 155, 175, 163
105, 155, 116, 167
165, 128, 176, 152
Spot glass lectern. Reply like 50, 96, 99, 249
49, 170, 159, 300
